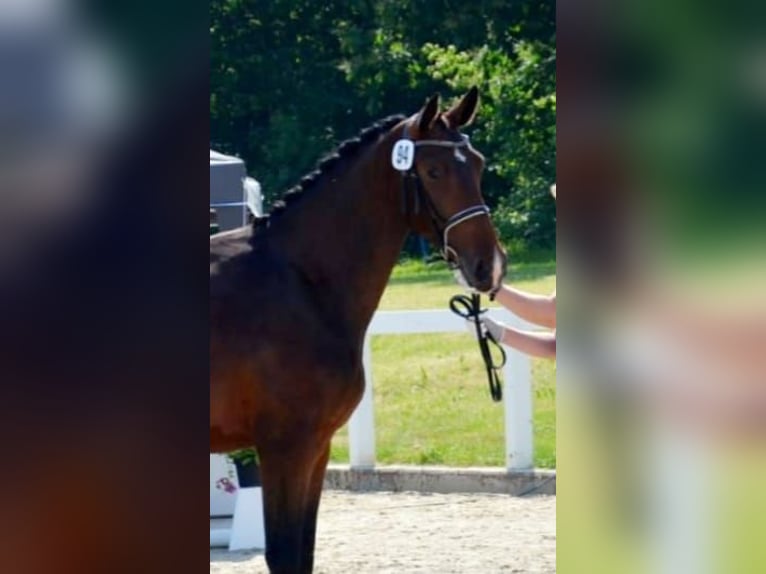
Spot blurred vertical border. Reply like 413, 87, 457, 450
558, 0, 766, 573
0, 1, 209, 573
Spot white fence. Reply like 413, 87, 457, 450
349, 307, 535, 471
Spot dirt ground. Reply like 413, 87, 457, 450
210, 490, 556, 573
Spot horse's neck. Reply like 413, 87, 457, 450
270, 133, 407, 337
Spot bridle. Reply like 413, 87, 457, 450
393, 123, 491, 269
449, 293, 506, 402
391, 121, 507, 402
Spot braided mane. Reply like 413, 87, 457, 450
250, 114, 405, 239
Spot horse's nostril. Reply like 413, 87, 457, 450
474, 260, 490, 283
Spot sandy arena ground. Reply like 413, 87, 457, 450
210, 490, 555, 573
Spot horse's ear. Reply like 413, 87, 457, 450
444, 86, 479, 128
416, 93, 440, 133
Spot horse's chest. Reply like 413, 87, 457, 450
212, 333, 363, 412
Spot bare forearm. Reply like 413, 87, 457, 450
499, 327, 557, 359
494, 285, 556, 328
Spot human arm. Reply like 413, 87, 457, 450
478, 316, 556, 359
492, 285, 556, 329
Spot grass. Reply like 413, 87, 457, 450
330, 257, 556, 468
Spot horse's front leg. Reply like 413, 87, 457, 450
299, 441, 330, 573
259, 445, 320, 574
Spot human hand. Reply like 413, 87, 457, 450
465, 316, 505, 343
480, 316, 506, 342
465, 318, 484, 339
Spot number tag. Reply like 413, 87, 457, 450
391, 139, 415, 171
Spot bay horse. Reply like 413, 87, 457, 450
210, 87, 507, 573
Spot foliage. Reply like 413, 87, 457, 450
227, 447, 258, 466
211, 0, 555, 252
418, 41, 557, 249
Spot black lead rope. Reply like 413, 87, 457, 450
449, 293, 507, 402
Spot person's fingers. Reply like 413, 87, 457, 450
481, 317, 505, 342
465, 318, 489, 338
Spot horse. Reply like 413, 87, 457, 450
210, 87, 507, 573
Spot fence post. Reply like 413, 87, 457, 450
348, 310, 536, 471
348, 334, 376, 469
503, 349, 534, 470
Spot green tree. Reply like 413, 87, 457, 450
210, 0, 556, 253
418, 41, 556, 250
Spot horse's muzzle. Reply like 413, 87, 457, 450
461, 247, 507, 294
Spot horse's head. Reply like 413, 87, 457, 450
396, 87, 507, 294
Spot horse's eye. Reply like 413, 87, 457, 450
427, 167, 441, 179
